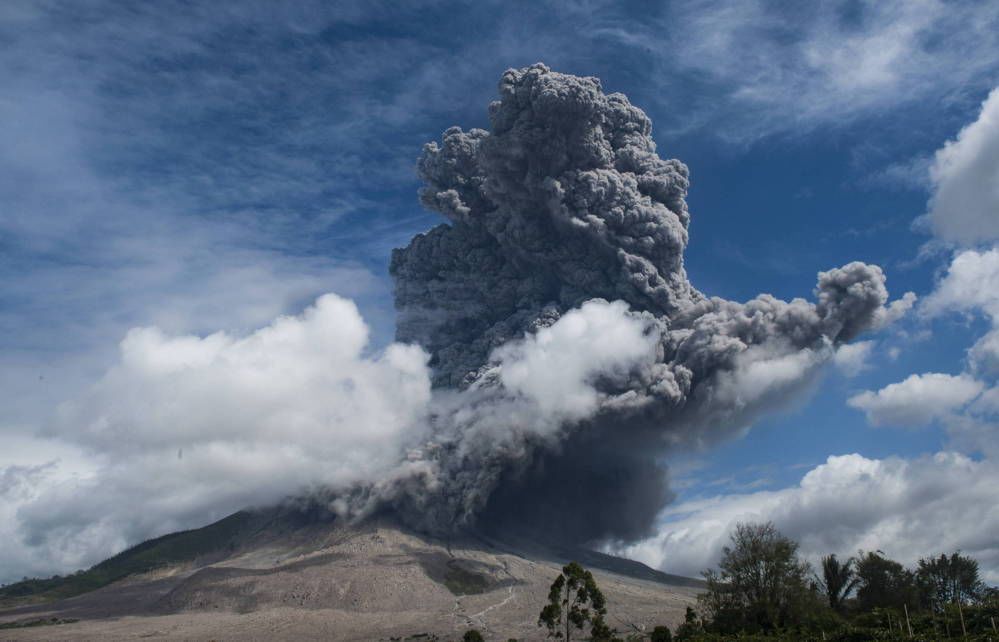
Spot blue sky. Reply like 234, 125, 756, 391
2, 0, 999, 583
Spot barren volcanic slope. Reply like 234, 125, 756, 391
0, 508, 702, 641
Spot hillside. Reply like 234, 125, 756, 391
0, 507, 702, 640
0, 511, 257, 604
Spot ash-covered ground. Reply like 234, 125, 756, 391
0, 508, 701, 641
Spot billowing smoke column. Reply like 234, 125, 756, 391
364, 64, 891, 545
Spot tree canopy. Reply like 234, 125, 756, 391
820, 554, 859, 612
855, 550, 919, 612
677, 524, 998, 640
699, 521, 816, 633
916, 551, 984, 608
538, 561, 615, 641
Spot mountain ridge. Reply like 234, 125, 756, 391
0, 506, 703, 640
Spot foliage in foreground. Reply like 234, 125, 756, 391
539, 562, 617, 641
698, 522, 817, 633
528, 540, 997, 642
682, 521, 999, 642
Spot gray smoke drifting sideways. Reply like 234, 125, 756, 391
348, 64, 895, 545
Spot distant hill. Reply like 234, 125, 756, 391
1, 511, 256, 604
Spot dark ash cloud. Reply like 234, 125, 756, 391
0, 64, 905, 583
375, 64, 895, 545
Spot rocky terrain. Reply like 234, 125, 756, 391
0, 509, 701, 641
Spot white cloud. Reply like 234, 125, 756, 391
2, 294, 432, 582
833, 340, 875, 377
2, 0, 995, 591
969, 329, 999, 375
600, 0, 999, 141
865, 154, 933, 191
970, 386, 999, 417
494, 300, 659, 423
617, 452, 999, 584
847, 372, 984, 427
927, 88, 999, 245
920, 247, 999, 373
56, 294, 431, 458
0, 297, 667, 584
715, 344, 827, 409
923, 247, 999, 318
878, 291, 917, 327
798, 236, 999, 593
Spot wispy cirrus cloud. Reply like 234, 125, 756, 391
0, 2, 485, 430
590, 0, 999, 142
3, 0, 997, 587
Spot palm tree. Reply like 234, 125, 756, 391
821, 554, 859, 612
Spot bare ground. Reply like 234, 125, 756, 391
0, 520, 700, 641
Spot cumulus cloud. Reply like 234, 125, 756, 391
0, 462, 82, 581
922, 247, 999, 373
493, 300, 660, 423
879, 291, 917, 326
1, 65, 904, 581
57, 294, 432, 467
927, 88, 999, 245
3, 294, 432, 576
833, 340, 875, 377
625, 239, 999, 583
877, 87, 999, 437
616, 452, 999, 584
969, 330, 999, 375
616, 43, 999, 590
923, 247, 999, 317
847, 372, 984, 427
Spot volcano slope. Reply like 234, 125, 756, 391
0, 507, 702, 641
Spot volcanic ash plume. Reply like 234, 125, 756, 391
356, 64, 895, 544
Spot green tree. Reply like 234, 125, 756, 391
820, 554, 859, 612
463, 629, 485, 642
537, 562, 612, 641
649, 624, 672, 641
854, 550, 918, 612
916, 551, 984, 608
673, 606, 702, 640
698, 522, 813, 633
